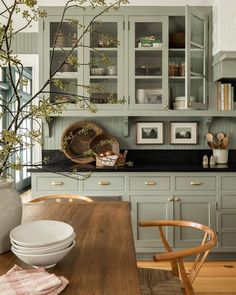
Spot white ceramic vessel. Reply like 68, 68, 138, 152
10, 220, 74, 247
11, 240, 76, 268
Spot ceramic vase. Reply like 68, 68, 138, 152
213, 149, 228, 164
0, 179, 22, 253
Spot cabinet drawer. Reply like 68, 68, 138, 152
36, 176, 78, 191
175, 176, 216, 191
83, 176, 125, 191
129, 176, 171, 191
221, 176, 236, 191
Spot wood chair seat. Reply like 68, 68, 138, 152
30, 194, 93, 203
138, 220, 217, 295
138, 267, 184, 295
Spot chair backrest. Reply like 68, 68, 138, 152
139, 220, 217, 294
30, 194, 93, 203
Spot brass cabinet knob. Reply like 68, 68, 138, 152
98, 181, 111, 186
144, 181, 157, 186
168, 198, 174, 202
51, 181, 64, 186
190, 181, 203, 186
163, 104, 169, 110
174, 197, 181, 202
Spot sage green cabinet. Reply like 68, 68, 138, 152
40, 6, 211, 115
218, 175, 236, 251
173, 195, 216, 247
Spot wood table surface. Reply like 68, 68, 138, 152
0, 202, 141, 295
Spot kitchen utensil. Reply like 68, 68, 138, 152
216, 132, 225, 149
61, 121, 104, 164
222, 133, 229, 149
205, 133, 217, 149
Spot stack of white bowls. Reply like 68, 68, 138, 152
10, 220, 75, 268
173, 96, 195, 110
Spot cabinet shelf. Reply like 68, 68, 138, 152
92, 47, 118, 51
54, 72, 78, 78
135, 76, 162, 79
134, 48, 163, 51
90, 76, 117, 79
50, 47, 77, 51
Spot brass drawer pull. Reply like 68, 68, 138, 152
98, 181, 111, 186
145, 181, 157, 186
190, 181, 203, 186
51, 181, 64, 186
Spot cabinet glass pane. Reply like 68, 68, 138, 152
169, 16, 185, 49
135, 22, 162, 48
135, 51, 162, 76
136, 79, 162, 104
50, 78, 77, 103
90, 78, 117, 104
191, 14, 204, 46
190, 78, 204, 103
191, 49, 204, 76
169, 50, 185, 77
169, 80, 185, 109
90, 50, 117, 76
50, 51, 77, 73
50, 22, 78, 48
90, 22, 117, 48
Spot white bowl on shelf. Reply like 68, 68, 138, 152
10, 220, 74, 247
11, 240, 75, 268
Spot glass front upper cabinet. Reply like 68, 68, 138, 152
185, 6, 208, 110
129, 16, 168, 110
44, 16, 84, 109
83, 16, 124, 110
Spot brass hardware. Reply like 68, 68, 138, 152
98, 181, 111, 186
168, 198, 174, 202
190, 181, 203, 186
144, 181, 157, 186
174, 197, 181, 202
188, 102, 192, 106
51, 181, 64, 186
163, 104, 168, 110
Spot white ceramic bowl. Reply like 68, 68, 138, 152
10, 220, 74, 247
11, 233, 76, 254
11, 240, 75, 268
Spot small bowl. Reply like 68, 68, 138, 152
11, 240, 75, 268
90, 67, 105, 76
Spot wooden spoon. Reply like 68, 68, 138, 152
205, 133, 217, 149
217, 132, 225, 149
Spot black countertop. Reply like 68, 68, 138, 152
28, 149, 236, 173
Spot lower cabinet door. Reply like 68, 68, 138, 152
173, 195, 216, 248
130, 195, 173, 251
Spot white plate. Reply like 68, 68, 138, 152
11, 240, 75, 268
10, 220, 74, 247
11, 233, 76, 254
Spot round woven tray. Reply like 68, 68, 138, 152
61, 121, 103, 164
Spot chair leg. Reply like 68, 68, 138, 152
178, 259, 195, 295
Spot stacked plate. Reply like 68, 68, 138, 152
10, 220, 76, 268
173, 96, 195, 110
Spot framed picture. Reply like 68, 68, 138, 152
136, 122, 164, 144
170, 122, 198, 144
144, 89, 162, 104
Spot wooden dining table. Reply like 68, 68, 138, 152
0, 202, 141, 294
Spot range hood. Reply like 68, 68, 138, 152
213, 51, 236, 81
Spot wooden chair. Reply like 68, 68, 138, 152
138, 220, 217, 295
30, 194, 93, 203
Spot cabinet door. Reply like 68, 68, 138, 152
131, 195, 173, 249
84, 15, 124, 111
129, 16, 169, 110
185, 6, 208, 110
43, 16, 84, 110
173, 195, 216, 248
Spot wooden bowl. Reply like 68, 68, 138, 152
89, 133, 120, 156
61, 121, 104, 163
